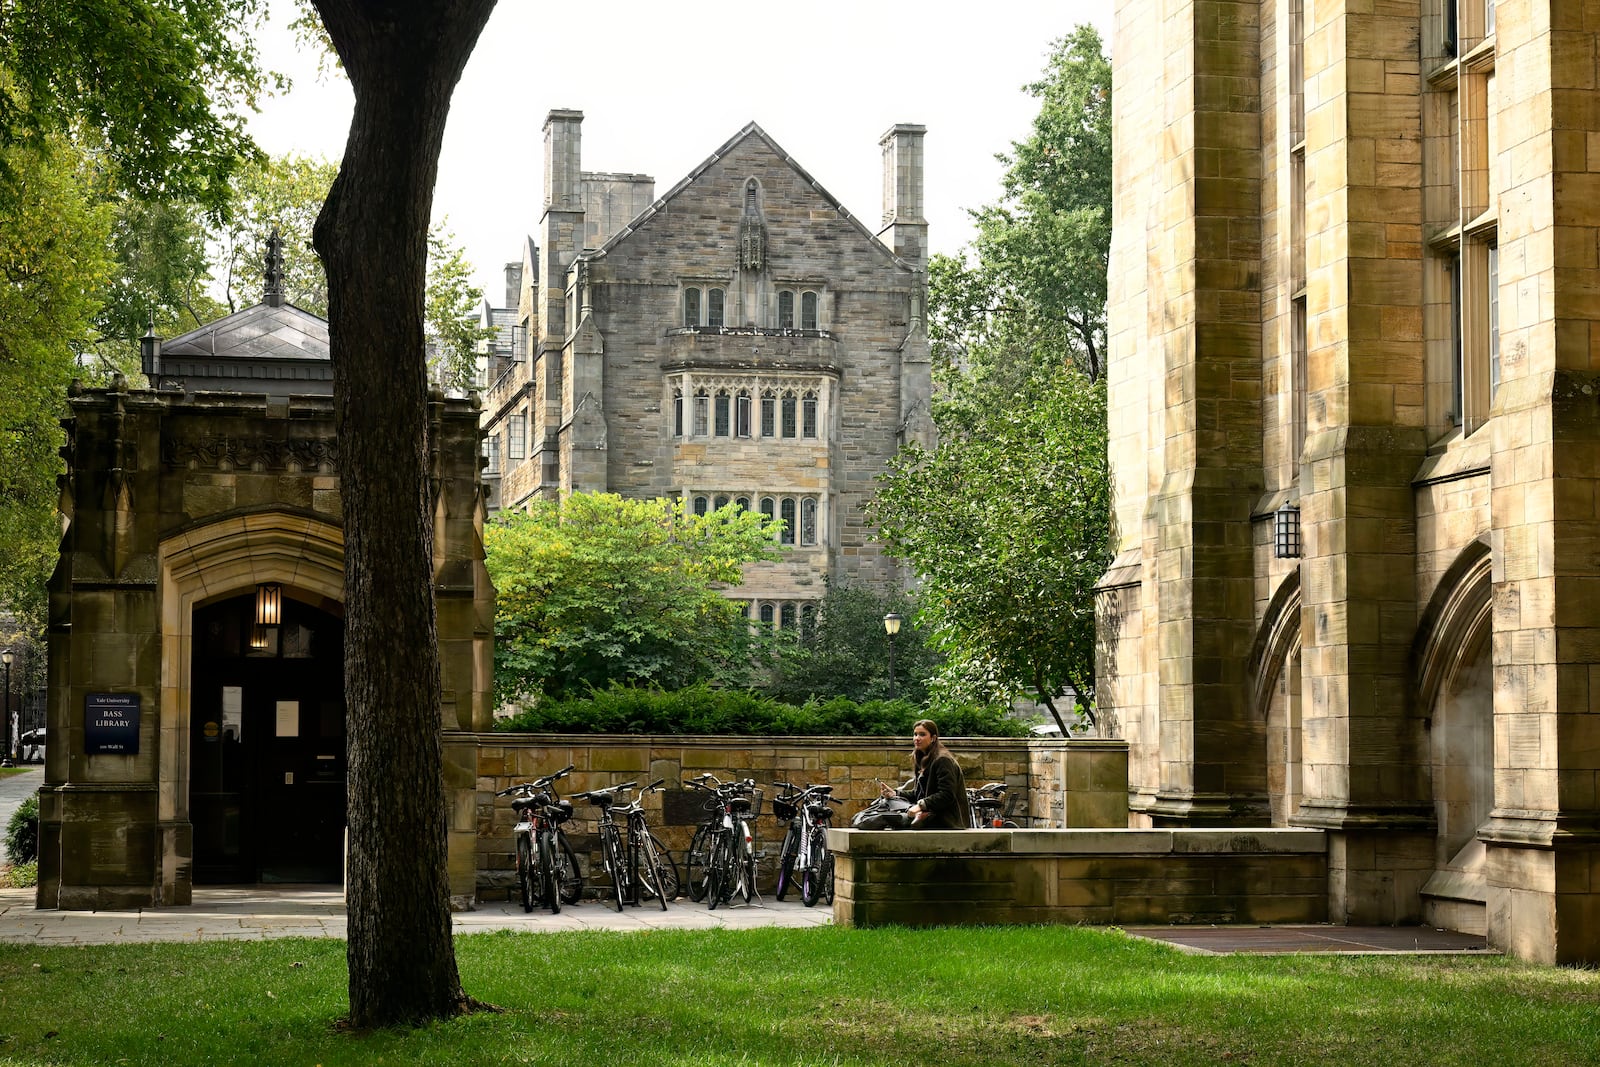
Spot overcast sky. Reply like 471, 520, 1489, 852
250, 1, 1113, 305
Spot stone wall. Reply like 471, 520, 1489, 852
471, 735, 1127, 901
832, 828, 1328, 928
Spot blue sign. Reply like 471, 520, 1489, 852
85, 692, 140, 755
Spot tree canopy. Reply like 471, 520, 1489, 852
486, 493, 784, 704
873, 26, 1113, 731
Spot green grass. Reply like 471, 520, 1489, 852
1, 925, 1597, 1065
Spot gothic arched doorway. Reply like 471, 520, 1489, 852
189, 591, 346, 883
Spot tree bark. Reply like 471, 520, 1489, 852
309, 0, 497, 1029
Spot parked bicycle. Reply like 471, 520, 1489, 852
496, 764, 582, 914
770, 781, 842, 904
683, 773, 761, 909
572, 780, 638, 912
968, 781, 1019, 829
615, 779, 681, 910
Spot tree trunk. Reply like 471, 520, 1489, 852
309, 0, 497, 1029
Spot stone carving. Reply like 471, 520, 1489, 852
162, 433, 339, 472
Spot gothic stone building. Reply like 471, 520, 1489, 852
38, 285, 493, 908
1101, 0, 1600, 963
481, 111, 934, 624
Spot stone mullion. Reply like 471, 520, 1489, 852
1481, 2, 1600, 964
1294, 1, 1433, 924
1151, 0, 1266, 825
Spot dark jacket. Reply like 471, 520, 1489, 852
898, 749, 968, 829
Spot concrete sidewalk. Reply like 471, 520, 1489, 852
0, 884, 833, 945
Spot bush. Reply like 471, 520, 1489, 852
6, 792, 39, 864
494, 684, 1029, 738
0, 860, 37, 888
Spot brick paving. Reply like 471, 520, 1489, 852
1125, 924, 1493, 955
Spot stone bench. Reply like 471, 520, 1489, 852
829, 827, 1328, 928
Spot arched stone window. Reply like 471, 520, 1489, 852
779, 497, 796, 545
778, 290, 794, 330
800, 497, 817, 546
801, 291, 818, 330
684, 287, 701, 327
708, 287, 725, 328
714, 390, 731, 437
801, 391, 818, 438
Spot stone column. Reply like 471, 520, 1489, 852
1481, 1, 1600, 965
1292, 0, 1434, 922
1145, 0, 1268, 825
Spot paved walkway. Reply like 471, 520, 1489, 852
1126, 924, 1492, 955
0, 884, 833, 945
0, 765, 41, 863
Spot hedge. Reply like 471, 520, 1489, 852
493, 684, 1030, 738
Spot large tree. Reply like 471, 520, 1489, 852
307, 0, 498, 1028
487, 494, 783, 704
873, 27, 1113, 732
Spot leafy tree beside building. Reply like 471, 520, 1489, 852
873, 26, 1113, 733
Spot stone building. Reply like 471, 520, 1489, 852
1100, 0, 1600, 962
37, 263, 493, 908
481, 111, 934, 622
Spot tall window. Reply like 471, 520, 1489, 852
780, 603, 797, 630
673, 389, 684, 437
484, 432, 500, 475
1488, 243, 1500, 403
508, 413, 527, 461
693, 390, 710, 437
693, 495, 709, 516
714, 390, 731, 436
801, 392, 818, 438
800, 291, 818, 330
761, 391, 776, 437
684, 287, 701, 327
708, 288, 725, 328
779, 498, 796, 545
778, 290, 794, 329
759, 603, 775, 626
800, 497, 817, 546
735, 390, 752, 437
1449, 252, 1463, 425
781, 392, 798, 438
759, 496, 775, 522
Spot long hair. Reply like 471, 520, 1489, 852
913, 718, 949, 773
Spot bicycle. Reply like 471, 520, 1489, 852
683, 773, 760, 909
615, 778, 680, 909
572, 779, 640, 912
496, 764, 583, 913
768, 780, 844, 908
794, 784, 844, 907
968, 781, 1019, 829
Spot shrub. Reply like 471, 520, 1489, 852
0, 860, 37, 888
6, 792, 39, 864
494, 683, 1029, 738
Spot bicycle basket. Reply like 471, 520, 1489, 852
772, 796, 799, 821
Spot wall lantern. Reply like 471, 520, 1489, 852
249, 626, 271, 651
1273, 502, 1302, 559
255, 583, 282, 626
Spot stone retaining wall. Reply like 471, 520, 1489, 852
830, 828, 1328, 927
470, 734, 1128, 901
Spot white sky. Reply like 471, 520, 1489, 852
249, 1, 1113, 305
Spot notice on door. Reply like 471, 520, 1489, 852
275, 700, 300, 738
85, 692, 140, 754
221, 686, 242, 742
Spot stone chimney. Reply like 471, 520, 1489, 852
878, 124, 927, 267
541, 109, 585, 345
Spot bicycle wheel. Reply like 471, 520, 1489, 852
820, 851, 835, 905
634, 828, 673, 911
686, 823, 714, 902
706, 831, 733, 911
800, 829, 828, 907
648, 832, 680, 901
737, 832, 757, 904
515, 832, 535, 913
537, 830, 561, 915
555, 834, 583, 905
602, 823, 628, 912
773, 822, 800, 901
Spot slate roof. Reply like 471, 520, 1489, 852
147, 301, 334, 398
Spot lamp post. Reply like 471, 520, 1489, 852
1, 648, 12, 768
882, 613, 902, 701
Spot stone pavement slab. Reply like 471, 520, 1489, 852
0, 885, 832, 946
1124, 924, 1493, 955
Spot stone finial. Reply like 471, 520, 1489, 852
264, 228, 285, 307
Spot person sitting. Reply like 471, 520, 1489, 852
879, 719, 969, 829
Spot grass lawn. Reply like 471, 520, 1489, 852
1, 924, 1597, 1066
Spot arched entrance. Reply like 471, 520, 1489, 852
156, 512, 348, 895
1414, 541, 1494, 934
189, 591, 346, 883
1251, 571, 1303, 826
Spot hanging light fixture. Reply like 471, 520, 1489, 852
255, 583, 282, 626
1273, 502, 1302, 559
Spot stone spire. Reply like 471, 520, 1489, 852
263, 228, 285, 307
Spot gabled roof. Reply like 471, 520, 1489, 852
588, 122, 916, 273
161, 301, 329, 361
